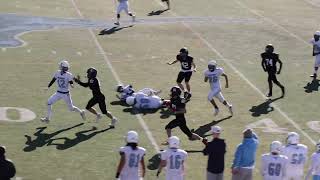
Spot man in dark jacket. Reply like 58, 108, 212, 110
203, 126, 226, 180
0, 146, 16, 180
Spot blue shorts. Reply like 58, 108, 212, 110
313, 175, 320, 180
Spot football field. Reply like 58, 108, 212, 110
1, 0, 320, 179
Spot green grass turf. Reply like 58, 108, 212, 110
0, 0, 320, 179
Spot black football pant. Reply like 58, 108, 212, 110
268, 72, 284, 95
86, 94, 108, 114
165, 117, 193, 138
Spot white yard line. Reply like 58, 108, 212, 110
153, 0, 316, 145
70, 0, 160, 152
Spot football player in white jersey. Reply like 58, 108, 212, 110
157, 136, 188, 180
305, 142, 320, 180
116, 131, 146, 180
40, 60, 85, 123
204, 60, 233, 116
281, 132, 308, 180
261, 141, 288, 180
126, 92, 164, 110
310, 31, 320, 79
114, 0, 135, 26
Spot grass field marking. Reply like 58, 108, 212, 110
70, 0, 160, 152
0, 107, 36, 122
152, 0, 317, 145
306, 121, 320, 133
234, 0, 310, 46
246, 118, 289, 134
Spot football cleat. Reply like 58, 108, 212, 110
80, 110, 86, 121
213, 108, 219, 116
40, 117, 50, 123
109, 117, 118, 128
228, 105, 233, 116
114, 22, 120, 26
96, 113, 102, 123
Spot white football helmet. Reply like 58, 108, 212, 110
168, 136, 180, 148
126, 96, 136, 106
316, 141, 320, 152
59, 60, 69, 72
208, 60, 217, 72
270, 141, 282, 154
315, 31, 320, 36
126, 131, 138, 143
286, 132, 300, 145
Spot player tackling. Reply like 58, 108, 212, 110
40, 60, 85, 123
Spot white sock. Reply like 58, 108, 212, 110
47, 105, 52, 119
72, 106, 82, 113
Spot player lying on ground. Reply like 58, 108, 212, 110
116, 84, 161, 101
116, 131, 146, 180
126, 91, 165, 110
74, 67, 118, 128
204, 60, 233, 116
41, 60, 85, 123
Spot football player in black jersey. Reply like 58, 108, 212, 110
261, 44, 285, 98
162, 86, 204, 145
74, 67, 118, 128
167, 47, 196, 100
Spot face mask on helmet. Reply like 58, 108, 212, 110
86, 67, 97, 78
170, 86, 182, 98
179, 47, 188, 56
59, 60, 70, 72
208, 64, 216, 72
270, 141, 282, 154
116, 85, 124, 92
265, 44, 274, 53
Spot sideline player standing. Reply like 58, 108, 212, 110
261, 44, 285, 98
162, 86, 203, 144
114, 0, 135, 26
74, 67, 118, 128
157, 136, 188, 180
310, 31, 320, 79
41, 60, 85, 123
306, 142, 320, 180
281, 132, 308, 180
116, 131, 146, 180
261, 141, 288, 180
204, 60, 233, 116
167, 47, 196, 100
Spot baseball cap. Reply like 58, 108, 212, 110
211, 126, 222, 134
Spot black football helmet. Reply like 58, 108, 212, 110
170, 86, 182, 98
87, 67, 97, 78
265, 44, 274, 53
179, 47, 188, 55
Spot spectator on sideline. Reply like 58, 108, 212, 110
203, 126, 226, 180
0, 145, 16, 180
231, 128, 259, 180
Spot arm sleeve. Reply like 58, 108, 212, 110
203, 144, 209, 156
76, 79, 89, 87
232, 145, 242, 168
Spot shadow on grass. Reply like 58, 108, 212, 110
249, 96, 283, 117
47, 126, 112, 150
147, 153, 161, 170
99, 25, 133, 35
147, 9, 169, 16
23, 123, 84, 152
304, 79, 320, 93
191, 116, 232, 138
